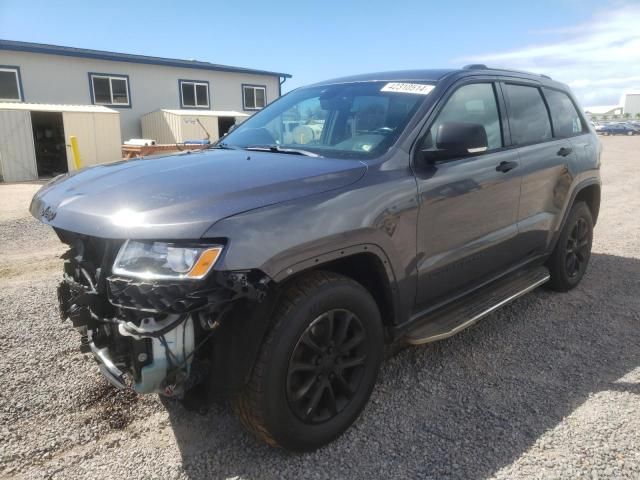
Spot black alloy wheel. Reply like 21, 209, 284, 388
286, 309, 367, 424
233, 271, 383, 451
565, 217, 590, 278
547, 201, 593, 291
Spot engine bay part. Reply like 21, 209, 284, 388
55, 230, 270, 397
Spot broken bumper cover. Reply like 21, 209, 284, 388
90, 342, 127, 390
56, 235, 269, 397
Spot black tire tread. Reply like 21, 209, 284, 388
546, 201, 593, 292
232, 270, 363, 448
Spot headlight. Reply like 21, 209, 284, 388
112, 240, 223, 280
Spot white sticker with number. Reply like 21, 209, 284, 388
381, 82, 435, 95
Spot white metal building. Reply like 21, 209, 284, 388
0, 39, 290, 141
0, 102, 121, 182
141, 109, 249, 144
621, 90, 640, 116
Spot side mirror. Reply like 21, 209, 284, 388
420, 122, 488, 163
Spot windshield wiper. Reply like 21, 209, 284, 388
209, 142, 242, 150
245, 145, 321, 157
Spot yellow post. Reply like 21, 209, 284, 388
69, 136, 82, 170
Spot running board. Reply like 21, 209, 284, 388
405, 266, 550, 345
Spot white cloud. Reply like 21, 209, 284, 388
457, 6, 640, 108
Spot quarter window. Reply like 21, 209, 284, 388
425, 83, 503, 151
90, 74, 130, 106
504, 84, 552, 145
544, 89, 584, 137
243, 85, 267, 110
180, 81, 209, 108
0, 67, 22, 101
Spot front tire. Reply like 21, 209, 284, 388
233, 271, 383, 451
546, 201, 593, 291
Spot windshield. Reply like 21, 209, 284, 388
220, 81, 433, 159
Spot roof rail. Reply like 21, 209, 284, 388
462, 64, 552, 80
463, 64, 488, 70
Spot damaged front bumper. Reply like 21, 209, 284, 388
56, 232, 269, 397
90, 342, 126, 389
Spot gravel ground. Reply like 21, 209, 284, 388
1, 136, 639, 480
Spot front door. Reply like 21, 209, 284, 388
413, 81, 523, 310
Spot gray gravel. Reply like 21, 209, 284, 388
1, 136, 639, 480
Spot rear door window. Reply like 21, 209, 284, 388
504, 84, 552, 145
544, 89, 585, 137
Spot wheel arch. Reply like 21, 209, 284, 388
549, 178, 601, 254
272, 245, 402, 330
574, 183, 601, 225
204, 246, 402, 396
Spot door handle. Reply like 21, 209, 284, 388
496, 160, 518, 173
557, 147, 573, 157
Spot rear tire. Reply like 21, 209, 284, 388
546, 201, 593, 292
233, 271, 383, 451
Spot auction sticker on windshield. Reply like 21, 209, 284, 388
381, 83, 435, 95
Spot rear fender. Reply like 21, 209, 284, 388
548, 177, 601, 253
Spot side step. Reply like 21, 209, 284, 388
405, 266, 550, 345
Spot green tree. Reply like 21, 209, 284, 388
636, 113, 640, 120
602, 115, 609, 121
624, 113, 631, 119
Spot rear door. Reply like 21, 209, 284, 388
502, 82, 578, 256
544, 87, 596, 179
413, 80, 523, 310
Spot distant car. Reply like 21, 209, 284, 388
598, 123, 638, 135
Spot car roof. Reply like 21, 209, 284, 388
313, 69, 458, 85
310, 66, 569, 91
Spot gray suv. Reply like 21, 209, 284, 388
31, 65, 601, 451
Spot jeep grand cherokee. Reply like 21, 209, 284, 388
31, 65, 601, 451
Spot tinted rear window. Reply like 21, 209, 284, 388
544, 89, 584, 137
505, 84, 552, 145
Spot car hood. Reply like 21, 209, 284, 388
30, 149, 367, 239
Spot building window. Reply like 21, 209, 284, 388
243, 84, 266, 110
89, 73, 130, 107
179, 80, 209, 108
0, 66, 23, 101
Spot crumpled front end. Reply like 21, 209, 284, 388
55, 230, 269, 397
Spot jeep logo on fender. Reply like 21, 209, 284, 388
40, 206, 57, 221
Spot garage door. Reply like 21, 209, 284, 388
62, 112, 98, 170
63, 112, 122, 169
0, 110, 37, 182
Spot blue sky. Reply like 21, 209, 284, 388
1, 0, 638, 107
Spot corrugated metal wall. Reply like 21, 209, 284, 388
93, 113, 123, 165
0, 110, 37, 182
141, 111, 177, 144
164, 111, 182, 143
180, 115, 219, 143
63, 112, 122, 169
142, 111, 220, 144
0, 108, 121, 182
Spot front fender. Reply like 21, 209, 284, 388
203, 174, 420, 325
